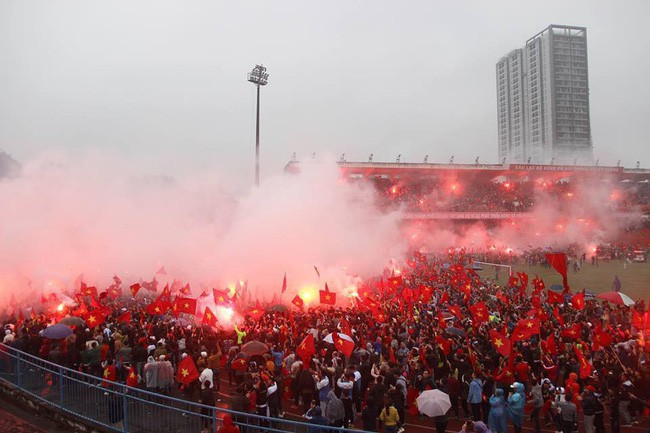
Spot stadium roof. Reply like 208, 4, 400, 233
284, 160, 650, 182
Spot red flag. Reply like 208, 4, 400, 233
496, 290, 509, 306
372, 309, 387, 323
332, 332, 354, 358
130, 283, 141, 297
547, 289, 564, 304
340, 317, 352, 336
117, 311, 132, 323
107, 286, 122, 299
174, 297, 197, 315
435, 335, 452, 355
592, 328, 612, 351
213, 289, 230, 306
511, 318, 541, 342
437, 310, 446, 328
319, 284, 336, 305
113, 275, 122, 285
203, 306, 218, 327
156, 266, 167, 275
176, 355, 200, 385
296, 333, 315, 365
389, 346, 397, 363
553, 306, 565, 326
632, 308, 645, 329
469, 302, 489, 323
145, 301, 168, 316
490, 329, 512, 356
507, 274, 519, 288
157, 285, 172, 304
572, 290, 585, 311
561, 323, 581, 339
532, 275, 545, 292
40, 293, 48, 304
545, 253, 569, 290
439, 291, 449, 305
448, 304, 462, 319
282, 273, 287, 294
517, 272, 529, 289
180, 283, 192, 295
247, 303, 264, 321
73, 301, 88, 317
291, 295, 304, 309
83, 286, 98, 298
543, 333, 557, 355
574, 346, 593, 378
126, 366, 139, 387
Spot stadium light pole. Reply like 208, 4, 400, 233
247, 64, 269, 187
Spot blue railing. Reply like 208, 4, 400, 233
0, 344, 366, 433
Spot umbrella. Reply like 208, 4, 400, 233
323, 333, 354, 344
416, 389, 451, 417
596, 291, 635, 307
58, 316, 85, 327
469, 263, 484, 271
549, 284, 564, 292
241, 340, 270, 356
41, 323, 73, 340
269, 304, 289, 313
444, 327, 466, 338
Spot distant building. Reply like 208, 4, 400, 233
497, 25, 592, 164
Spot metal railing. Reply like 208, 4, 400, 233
0, 344, 367, 433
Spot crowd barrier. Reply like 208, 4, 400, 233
0, 343, 368, 433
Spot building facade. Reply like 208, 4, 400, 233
497, 25, 592, 164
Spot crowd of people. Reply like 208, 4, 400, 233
1, 250, 650, 433
370, 177, 649, 214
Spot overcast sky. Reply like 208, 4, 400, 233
1, 0, 649, 190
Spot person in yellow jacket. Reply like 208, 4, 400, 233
379, 396, 401, 433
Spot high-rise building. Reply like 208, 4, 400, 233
497, 25, 592, 164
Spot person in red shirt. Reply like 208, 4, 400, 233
514, 357, 530, 387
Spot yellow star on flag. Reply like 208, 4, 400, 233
494, 338, 503, 348
181, 368, 189, 377
526, 321, 534, 328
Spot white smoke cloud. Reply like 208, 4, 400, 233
0, 151, 406, 309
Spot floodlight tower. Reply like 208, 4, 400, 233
247, 64, 269, 187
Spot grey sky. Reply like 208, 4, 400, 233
1, 0, 649, 190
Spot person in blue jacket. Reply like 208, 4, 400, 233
488, 388, 507, 433
467, 371, 484, 421
508, 382, 526, 433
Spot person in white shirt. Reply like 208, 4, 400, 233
199, 366, 214, 390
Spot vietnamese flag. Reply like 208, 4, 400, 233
126, 366, 139, 387
543, 333, 557, 355
40, 293, 48, 304
340, 317, 352, 336
282, 273, 287, 294
203, 307, 218, 327
571, 290, 585, 311
561, 323, 581, 339
545, 253, 569, 290
574, 346, 593, 378
496, 290, 509, 306
319, 284, 336, 305
532, 275, 545, 292
632, 308, 645, 329
435, 335, 452, 356
175, 297, 197, 315
507, 274, 519, 288
439, 291, 449, 305
469, 302, 489, 323
83, 286, 98, 298
213, 289, 230, 306
517, 272, 529, 289
145, 301, 167, 316
73, 301, 89, 317
156, 266, 167, 275
490, 329, 511, 357
180, 283, 192, 295
296, 333, 315, 365
387, 273, 403, 290
448, 304, 462, 319
292, 295, 304, 309
130, 283, 141, 297
511, 318, 541, 342
332, 332, 355, 358
553, 306, 565, 326
117, 311, 132, 324
592, 328, 612, 351
547, 289, 564, 304
176, 355, 200, 385
247, 303, 264, 321
372, 309, 387, 323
